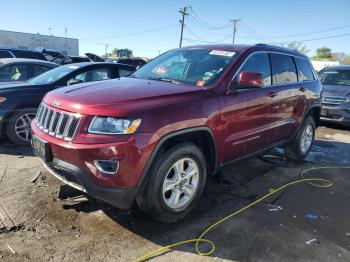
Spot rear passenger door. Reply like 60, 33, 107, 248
269, 53, 299, 142
294, 56, 315, 118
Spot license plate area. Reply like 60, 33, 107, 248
32, 135, 52, 162
321, 108, 328, 116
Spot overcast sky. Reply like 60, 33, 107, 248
1, 0, 349, 57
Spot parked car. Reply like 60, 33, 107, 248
319, 65, 350, 126
0, 58, 58, 84
117, 58, 147, 67
37, 48, 105, 65
0, 62, 136, 145
31, 44, 321, 222
0, 48, 47, 61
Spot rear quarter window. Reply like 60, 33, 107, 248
270, 53, 297, 84
295, 57, 315, 81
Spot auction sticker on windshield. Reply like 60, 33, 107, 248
209, 50, 235, 57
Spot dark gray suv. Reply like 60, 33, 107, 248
319, 65, 350, 126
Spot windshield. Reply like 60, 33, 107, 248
319, 69, 350, 86
131, 49, 237, 86
29, 64, 82, 84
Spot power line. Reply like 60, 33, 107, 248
80, 24, 178, 41
187, 7, 231, 30
265, 24, 350, 39
187, 18, 231, 37
268, 33, 350, 45
186, 27, 232, 44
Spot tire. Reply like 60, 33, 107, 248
285, 116, 315, 161
5, 109, 37, 145
136, 143, 207, 223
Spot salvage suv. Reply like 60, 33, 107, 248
31, 44, 321, 222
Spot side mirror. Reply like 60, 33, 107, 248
238, 71, 264, 88
67, 78, 83, 86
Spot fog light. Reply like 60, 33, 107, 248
94, 160, 119, 175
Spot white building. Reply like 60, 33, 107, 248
311, 60, 339, 72
0, 30, 79, 56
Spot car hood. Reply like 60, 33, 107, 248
322, 84, 350, 97
44, 77, 207, 116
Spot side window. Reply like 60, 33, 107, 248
0, 50, 13, 58
68, 68, 112, 84
270, 54, 297, 84
32, 65, 52, 78
119, 68, 134, 77
0, 64, 28, 81
294, 57, 315, 82
232, 52, 271, 89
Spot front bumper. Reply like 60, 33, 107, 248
31, 122, 156, 209
320, 103, 350, 126
43, 158, 137, 209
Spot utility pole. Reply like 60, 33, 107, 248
64, 27, 68, 55
179, 6, 189, 48
230, 19, 240, 45
105, 43, 108, 59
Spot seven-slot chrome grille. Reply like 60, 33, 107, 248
321, 96, 346, 107
35, 103, 80, 141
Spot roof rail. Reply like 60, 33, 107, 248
254, 43, 303, 54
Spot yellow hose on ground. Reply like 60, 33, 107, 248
134, 166, 350, 262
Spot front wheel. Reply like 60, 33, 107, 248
5, 109, 37, 145
285, 116, 315, 161
136, 143, 207, 223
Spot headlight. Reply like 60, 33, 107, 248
88, 117, 142, 134
0, 97, 7, 103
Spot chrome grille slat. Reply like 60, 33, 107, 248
63, 115, 74, 138
43, 109, 53, 131
39, 107, 48, 128
34, 103, 80, 141
322, 96, 346, 106
48, 111, 57, 133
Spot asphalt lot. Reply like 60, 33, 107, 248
0, 124, 349, 262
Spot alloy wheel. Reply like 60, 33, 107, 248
14, 113, 36, 142
162, 157, 200, 211
300, 124, 314, 154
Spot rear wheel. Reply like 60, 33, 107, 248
5, 109, 36, 145
285, 116, 315, 161
137, 143, 207, 223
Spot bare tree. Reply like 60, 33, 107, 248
287, 42, 309, 55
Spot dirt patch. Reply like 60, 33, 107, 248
0, 125, 350, 261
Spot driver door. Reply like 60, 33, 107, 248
222, 52, 276, 161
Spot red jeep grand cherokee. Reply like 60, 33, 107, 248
31, 44, 321, 222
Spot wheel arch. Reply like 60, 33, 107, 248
137, 126, 217, 190
305, 104, 321, 127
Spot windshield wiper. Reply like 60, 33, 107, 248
146, 76, 182, 84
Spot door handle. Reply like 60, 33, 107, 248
299, 87, 306, 92
267, 91, 278, 98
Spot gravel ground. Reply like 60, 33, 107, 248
0, 123, 349, 262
